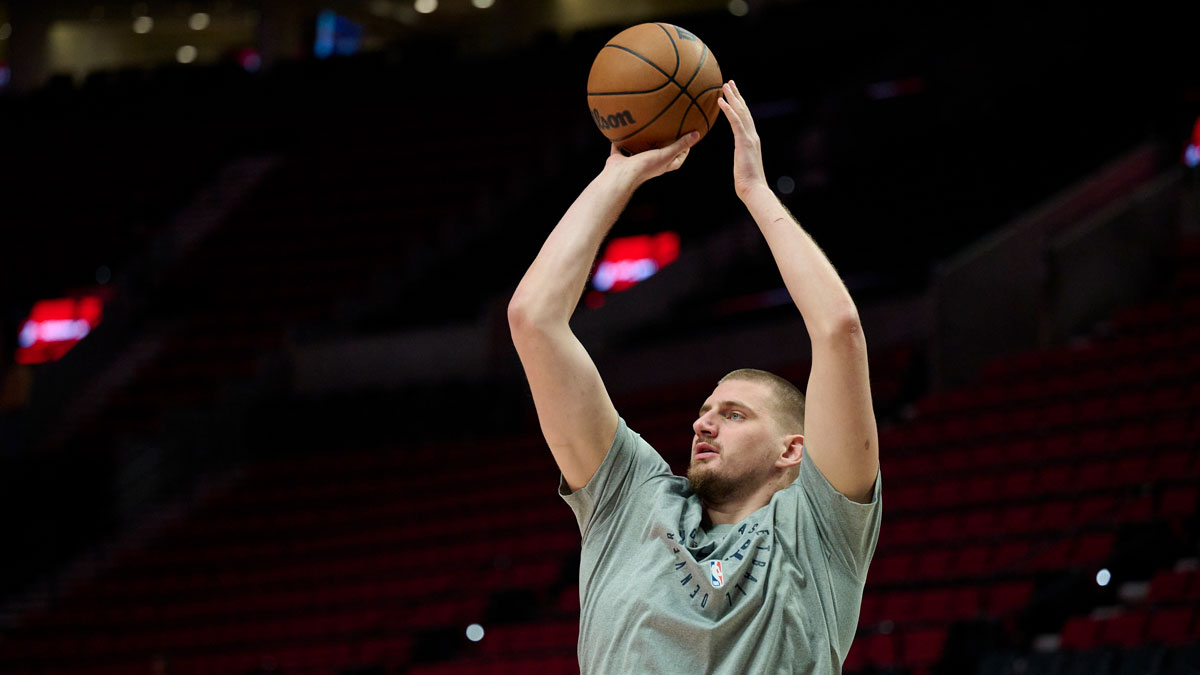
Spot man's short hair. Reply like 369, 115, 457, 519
718, 368, 806, 435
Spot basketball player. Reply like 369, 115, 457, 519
508, 81, 881, 673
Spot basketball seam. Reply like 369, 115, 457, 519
606, 88, 689, 143
595, 45, 675, 90
654, 23, 682, 79
674, 45, 713, 138
691, 85, 724, 129
656, 23, 717, 140
588, 85, 671, 96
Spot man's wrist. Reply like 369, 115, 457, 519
598, 162, 642, 197
739, 182, 777, 209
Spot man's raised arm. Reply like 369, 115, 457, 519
508, 135, 699, 491
719, 81, 879, 503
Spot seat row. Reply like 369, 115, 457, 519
883, 405, 1199, 458
1060, 606, 1200, 650
925, 350, 1200, 419
859, 581, 1034, 626
869, 532, 1116, 585
977, 643, 1200, 675
885, 457, 1199, 515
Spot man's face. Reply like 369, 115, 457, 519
688, 378, 784, 501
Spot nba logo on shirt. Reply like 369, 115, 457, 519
710, 560, 725, 588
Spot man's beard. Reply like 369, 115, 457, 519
687, 462, 744, 502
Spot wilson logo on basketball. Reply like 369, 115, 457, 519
592, 108, 636, 131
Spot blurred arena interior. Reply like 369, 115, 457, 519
1, 0, 1200, 673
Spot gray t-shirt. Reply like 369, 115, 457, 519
559, 417, 882, 674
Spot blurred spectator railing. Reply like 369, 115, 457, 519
1045, 169, 1183, 344
24, 155, 282, 452
931, 143, 1179, 389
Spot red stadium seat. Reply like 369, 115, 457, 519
888, 485, 927, 513
1146, 569, 1195, 604
1076, 494, 1117, 525
1098, 611, 1149, 648
1114, 493, 1155, 524
912, 586, 980, 622
928, 480, 967, 509
903, 627, 947, 669
1072, 532, 1115, 566
910, 588, 955, 623
1146, 606, 1195, 645
954, 544, 993, 579
992, 541, 1032, 574
1150, 450, 1197, 481
1075, 460, 1114, 493
888, 517, 926, 546
870, 553, 917, 586
963, 508, 1000, 536
1059, 615, 1101, 650
984, 581, 1033, 616
962, 473, 1001, 504
1110, 455, 1154, 488
1159, 486, 1199, 519
879, 591, 920, 623
998, 505, 1037, 536
916, 549, 956, 582
1029, 538, 1073, 572
1034, 465, 1073, 496
1002, 470, 1037, 498
863, 631, 899, 668
858, 592, 884, 626
843, 638, 868, 671
926, 513, 963, 545
1034, 500, 1076, 532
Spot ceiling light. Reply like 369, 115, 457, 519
176, 45, 198, 64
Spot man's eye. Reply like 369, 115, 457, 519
729, 411, 745, 420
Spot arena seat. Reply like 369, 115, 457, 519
1144, 607, 1194, 646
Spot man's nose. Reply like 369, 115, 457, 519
694, 413, 717, 437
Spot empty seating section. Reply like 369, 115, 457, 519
1042, 566, 1200, 675
0, 436, 576, 674
849, 240, 1200, 673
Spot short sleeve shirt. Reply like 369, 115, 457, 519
560, 417, 882, 674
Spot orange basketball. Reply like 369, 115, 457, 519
587, 23, 723, 154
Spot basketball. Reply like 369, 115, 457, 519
587, 23, 723, 154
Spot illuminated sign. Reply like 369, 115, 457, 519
313, 10, 363, 59
1185, 115, 1200, 168
15, 296, 104, 365
592, 231, 681, 293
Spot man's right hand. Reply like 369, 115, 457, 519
603, 131, 699, 189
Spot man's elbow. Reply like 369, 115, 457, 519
507, 290, 558, 338
812, 304, 864, 345
507, 292, 536, 336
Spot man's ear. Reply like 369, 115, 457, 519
777, 434, 804, 469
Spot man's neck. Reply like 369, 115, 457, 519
702, 486, 777, 526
